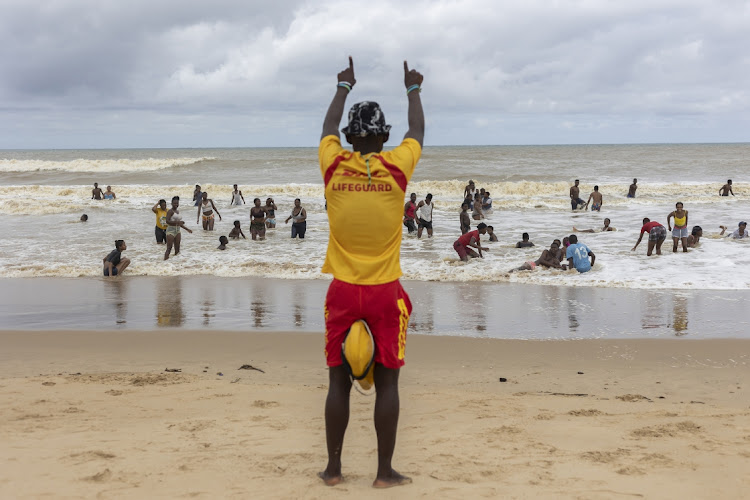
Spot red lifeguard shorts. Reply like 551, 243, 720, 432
324, 279, 412, 370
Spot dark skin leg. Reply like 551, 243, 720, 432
164, 235, 174, 260
372, 365, 411, 488
319, 366, 352, 486
656, 238, 664, 255
672, 237, 678, 253
681, 237, 688, 252
646, 240, 655, 256
174, 233, 182, 256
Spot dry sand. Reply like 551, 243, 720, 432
1, 331, 749, 499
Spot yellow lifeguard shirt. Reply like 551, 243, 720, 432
319, 135, 421, 285
155, 208, 168, 230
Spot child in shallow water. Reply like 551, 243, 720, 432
228, 220, 246, 239
218, 236, 228, 250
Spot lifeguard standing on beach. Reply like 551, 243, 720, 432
317, 57, 424, 488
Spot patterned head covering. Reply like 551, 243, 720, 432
341, 101, 391, 137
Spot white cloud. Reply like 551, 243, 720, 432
1, 0, 749, 147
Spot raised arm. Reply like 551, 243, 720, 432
321, 57, 355, 140
403, 61, 425, 147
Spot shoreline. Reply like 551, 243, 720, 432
2, 276, 750, 339
1, 331, 748, 498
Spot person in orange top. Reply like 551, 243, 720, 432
317, 57, 424, 489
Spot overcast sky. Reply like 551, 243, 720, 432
1, 0, 748, 148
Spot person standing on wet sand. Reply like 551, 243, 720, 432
628, 179, 638, 198
719, 180, 734, 197
92, 183, 103, 200
569, 180, 584, 210
165, 196, 192, 260
632, 217, 666, 256
667, 202, 689, 253
317, 57, 424, 488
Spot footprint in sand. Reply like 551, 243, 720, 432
253, 400, 280, 409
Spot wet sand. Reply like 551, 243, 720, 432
2, 276, 750, 338
1, 331, 749, 498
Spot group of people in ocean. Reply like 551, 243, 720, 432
99, 183, 309, 276
447, 177, 745, 274
99, 175, 744, 278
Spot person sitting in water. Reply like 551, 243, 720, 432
515, 232, 534, 248
573, 218, 616, 232
719, 221, 749, 239
103, 185, 116, 200
687, 226, 702, 247
566, 234, 595, 273
511, 240, 568, 272
103, 240, 130, 277
217, 235, 228, 250
486, 225, 498, 242
584, 185, 602, 211
228, 220, 246, 239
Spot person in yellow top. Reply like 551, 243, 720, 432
151, 199, 168, 244
317, 57, 424, 489
667, 201, 689, 253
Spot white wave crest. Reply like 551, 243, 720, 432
0, 157, 215, 173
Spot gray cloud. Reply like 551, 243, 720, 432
1, 0, 748, 147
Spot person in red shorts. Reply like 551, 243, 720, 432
632, 217, 667, 256
453, 222, 489, 261
317, 57, 424, 489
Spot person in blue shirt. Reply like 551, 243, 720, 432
566, 234, 595, 273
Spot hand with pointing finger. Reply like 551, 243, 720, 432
338, 56, 356, 88
404, 61, 423, 89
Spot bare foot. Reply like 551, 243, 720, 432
372, 470, 412, 488
318, 471, 342, 486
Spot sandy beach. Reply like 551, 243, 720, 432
1, 330, 748, 499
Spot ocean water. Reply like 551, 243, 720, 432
1, 144, 748, 290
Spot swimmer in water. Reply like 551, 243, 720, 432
103, 186, 116, 200
573, 218, 616, 232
